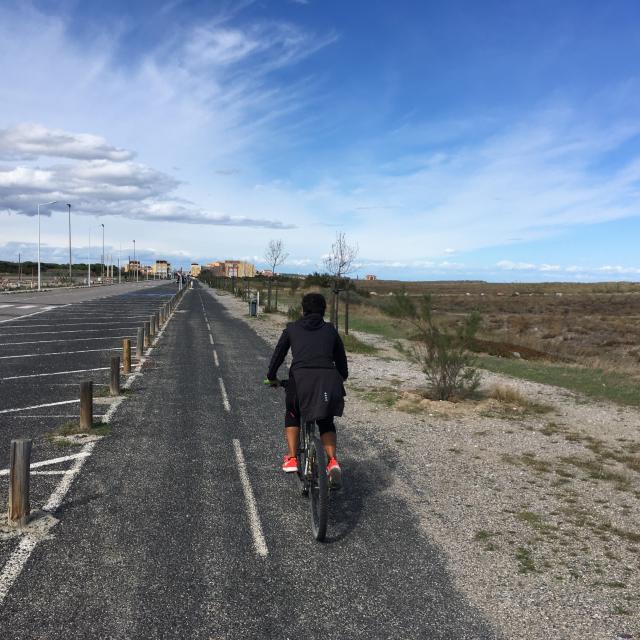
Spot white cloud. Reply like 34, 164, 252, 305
0, 123, 133, 161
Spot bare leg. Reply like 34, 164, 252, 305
321, 432, 337, 460
285, 426, 300, 458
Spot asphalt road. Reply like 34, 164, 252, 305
0, 282, 177, 469
0, 282, 498, 639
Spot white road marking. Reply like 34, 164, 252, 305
0, 535, 39, 604
209, 334, 214, 345
0, 306, 67, 325
30, 470, 67, 476
0, 327, 138, 337
232, 439, 269, 558
16, 305, 36, 309
0, 335, 131, 346
0, 304, 12, 309
218, 377, 231, 412
1, 367, 109, 381
0, 450, 91, 476
0, 441, 95, 605
0, 347, 121, 360
213, 350, 219, 367
206, 322, 211, 331
43, 442, 96, 512
0, 399, 79, 414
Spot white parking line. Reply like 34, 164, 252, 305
0, 399, 79, 414
0, 440, 95, 605
0, 327, 138, 337
1, 367, 109, 381
209, 334, 214, 345
0, 451, 91, 475
0, 335, 131, 346
213, 350, 219, 367
16, 305, 36, 309
218, 377, 231, 412
0, 306, 68, 325
232, 439, 269, 558
0, 347, 121, 360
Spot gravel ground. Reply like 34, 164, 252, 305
214, 289, 640, 640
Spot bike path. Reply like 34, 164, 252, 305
0, 285, 499, 639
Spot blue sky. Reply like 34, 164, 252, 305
1, 0, 640, 281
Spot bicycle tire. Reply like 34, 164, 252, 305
309, 436, 328, 541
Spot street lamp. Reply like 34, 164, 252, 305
133, 239, 137, 282
37, 200, 58, 292
67, 204, 72, 282
101, 223, 105, 282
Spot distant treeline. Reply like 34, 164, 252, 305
0, 260, 117, 274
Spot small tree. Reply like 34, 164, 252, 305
264, 239, 289, 311
323, 232, 359, 327
385, 293, 481, 400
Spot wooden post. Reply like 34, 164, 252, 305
122, 339, 131, 373
143, 321, 150, 348
110, 356, 120, 396
8, 438, 31, 527
345, 285, 350, 336
148, 315, 155, 338
137, 327, 144, 358
80, 381, 93, 431
155, 312, 160, 333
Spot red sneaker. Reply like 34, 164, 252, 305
327, 457, 342, 488
282, 455, 298, 473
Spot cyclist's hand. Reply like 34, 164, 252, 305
263, 378, 279, 388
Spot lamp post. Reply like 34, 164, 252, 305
37, 200, 58, 292
133, 239, 137, 282
100, 223, 105, 282
87, 229, 91, 287
67, 203, 72, 282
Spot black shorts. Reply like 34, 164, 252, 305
285, 376, 336, 435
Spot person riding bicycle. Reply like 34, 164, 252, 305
266, 292, 348, 487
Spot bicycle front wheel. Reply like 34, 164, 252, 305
309, 437, 328, 541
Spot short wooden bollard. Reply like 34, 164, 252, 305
110, 356, 121, 396
148, 314, 156, 338
154, 312, 160, 334
137, 327, 144, 358
8, 438, 32, 527
80, 380, 93, 431
122, 339, 131, 374
144, 321, 150, 347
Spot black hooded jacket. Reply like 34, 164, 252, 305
267, 313, 348, 421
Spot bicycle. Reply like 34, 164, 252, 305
264, 379, 329, 541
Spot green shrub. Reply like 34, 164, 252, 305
384, 293, 481, 400
287, 304, 302, 321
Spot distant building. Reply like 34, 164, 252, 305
260, 269, 274, 277
190, 263, 202, 277
365, 274, 377, 281
204, 260, 256, 278
124, 260, 141, 273
152, 260, 170, 277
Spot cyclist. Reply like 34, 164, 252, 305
266, 292, 348, 487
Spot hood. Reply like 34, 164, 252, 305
299, 313, 326, 330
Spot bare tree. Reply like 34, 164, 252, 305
323, 232, 359, 327
264, 239, 289, 311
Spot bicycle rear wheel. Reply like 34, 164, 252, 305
309, 436, 328, 541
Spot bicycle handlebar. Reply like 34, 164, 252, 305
262, 378, 288, 388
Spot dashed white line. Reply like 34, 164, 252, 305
218, 377, 231, 412
16, 305, 36, 309
209, 334, 214, 345
213, 350, 219, 367
232, 439, 269, 558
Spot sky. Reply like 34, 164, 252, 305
1, 0, 640, 281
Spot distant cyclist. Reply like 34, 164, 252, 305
266, 292, 348, 487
